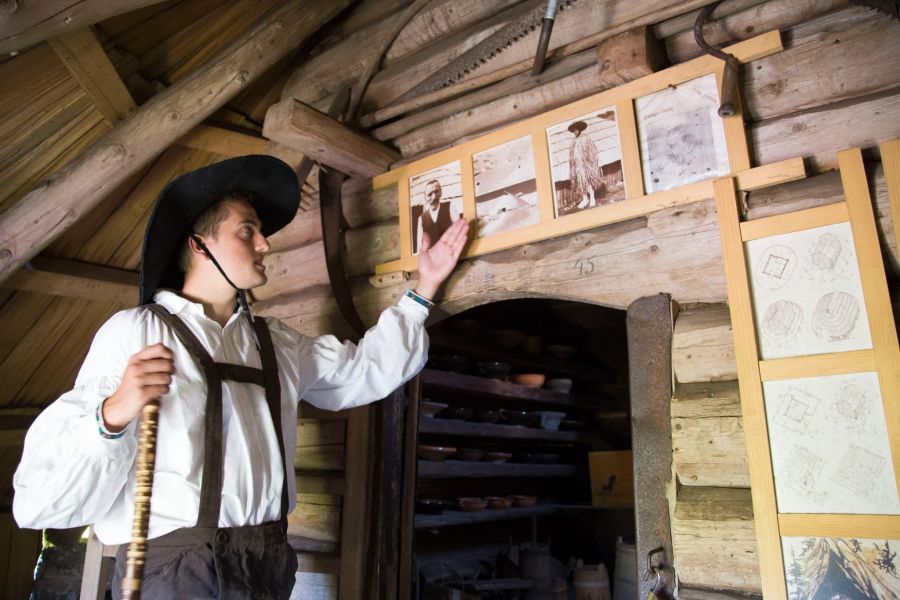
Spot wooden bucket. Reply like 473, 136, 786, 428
573, 564, 611, 600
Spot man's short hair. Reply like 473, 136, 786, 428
177, 191, 254, 274
425, 179, 441, 189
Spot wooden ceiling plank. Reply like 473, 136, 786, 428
0, 297, 90, 407
0, 0, 171, 55
105, 0, 226, 59
0, 257, 138, 304
47, 27, 136, 125
177, 124, 267, 157
0, 292, 54, 365
0, 105, 107, 214
16, 301, 120, 408
161, 0, 282, 84
0, 84, 88, 169
263, 99, 399, 178
0, 0, 352, 285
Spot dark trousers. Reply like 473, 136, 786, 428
112, 521, 297, 600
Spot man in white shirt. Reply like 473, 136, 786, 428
13, 155, 469, 599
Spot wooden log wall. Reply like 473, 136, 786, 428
255, 1, 900, 597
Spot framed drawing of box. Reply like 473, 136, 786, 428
372, 31, 790, 275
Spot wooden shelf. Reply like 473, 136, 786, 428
414, 502, 598, 529
415, 503, 558, 529
421, 369, 617, 411
429, 330, 616, 383
418, 416, 600, 443
417, 459, 583, 478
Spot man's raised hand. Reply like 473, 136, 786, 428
102, 344, 174, 432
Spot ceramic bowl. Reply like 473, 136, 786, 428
508, 494, 538, 508
546, 344, 575, 359
436, 406, 474, 421
456, 448, 485, 462
488, 329, 527, 348
537, 411, 567, 431
484, 496, 513, 510
457, 497, 487, 512
507, 373, 546, 388
501, 410, 536, 427
428, 354, 468, 372
417, 445, 456, 461
420, 400, 448, 418
543, 378, 573, 393
477, 361, 510, 379
470, 409, 501, 424
416, 499, 447, 515
484, 451, 513, 463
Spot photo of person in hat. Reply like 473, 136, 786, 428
12, 155, 469, 599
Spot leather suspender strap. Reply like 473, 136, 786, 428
144, 304, 288, 528
145, 304, 224, 528
252, 317, 289, 521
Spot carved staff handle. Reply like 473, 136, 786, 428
120, 399, 161, 600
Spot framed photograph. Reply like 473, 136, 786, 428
409, 161, 463, 255
635, 73, 730, 194
473, 136, 539, 238
546, 106, 625, 217
373, 32, 782, 275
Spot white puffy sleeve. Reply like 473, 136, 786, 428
13, 309, 147, 530
296, 295, 430, 411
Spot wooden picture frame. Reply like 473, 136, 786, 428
715, 144, 900, 599
374, 31, 793, 275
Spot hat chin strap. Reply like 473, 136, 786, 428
190, 234, 261, 349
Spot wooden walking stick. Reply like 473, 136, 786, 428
120, 399, 162, 600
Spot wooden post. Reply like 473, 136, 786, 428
0, 0, 351, 285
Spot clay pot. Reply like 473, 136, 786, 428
484, 451, 513, 463
417, 445, 456, 461
457, 497, 487, 512
419, 400, 448, 418
509, 495, 538, 507
507, 373, 546, 388
456, 448, 485, 462
488, 329, 527, 348
485, 496, 513, 509
436, 406, 474, 421
428, 354, 468, 372
416, 499, 447, 515
501, 410, 536, 427
470, 409, 501, 424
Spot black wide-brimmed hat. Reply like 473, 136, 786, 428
139, 155, 299, 304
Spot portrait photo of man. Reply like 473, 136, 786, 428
410, 162, 462, 255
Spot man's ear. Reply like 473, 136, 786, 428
188, 235, 209, 261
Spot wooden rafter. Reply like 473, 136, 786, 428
264, 99, 400, 178
0, 0, 351, 285
0, 0, 169, 55
0, 256, 138, 304
178, 124, 268, 157
47, 27, 136, 125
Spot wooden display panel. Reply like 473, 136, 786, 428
714, 144, 900, 598
374, 31, 798, 275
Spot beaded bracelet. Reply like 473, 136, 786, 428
95, 400, 126, 440
405, 288, 435, 311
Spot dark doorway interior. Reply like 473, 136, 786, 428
404, 298, 636, 599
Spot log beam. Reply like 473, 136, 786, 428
47, 27, 135, 124
177, 123, 268, 157
0, 0, 351, 285
0, 0, 169, 54
0, 256, 138, 303
263, 99, 399, 178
